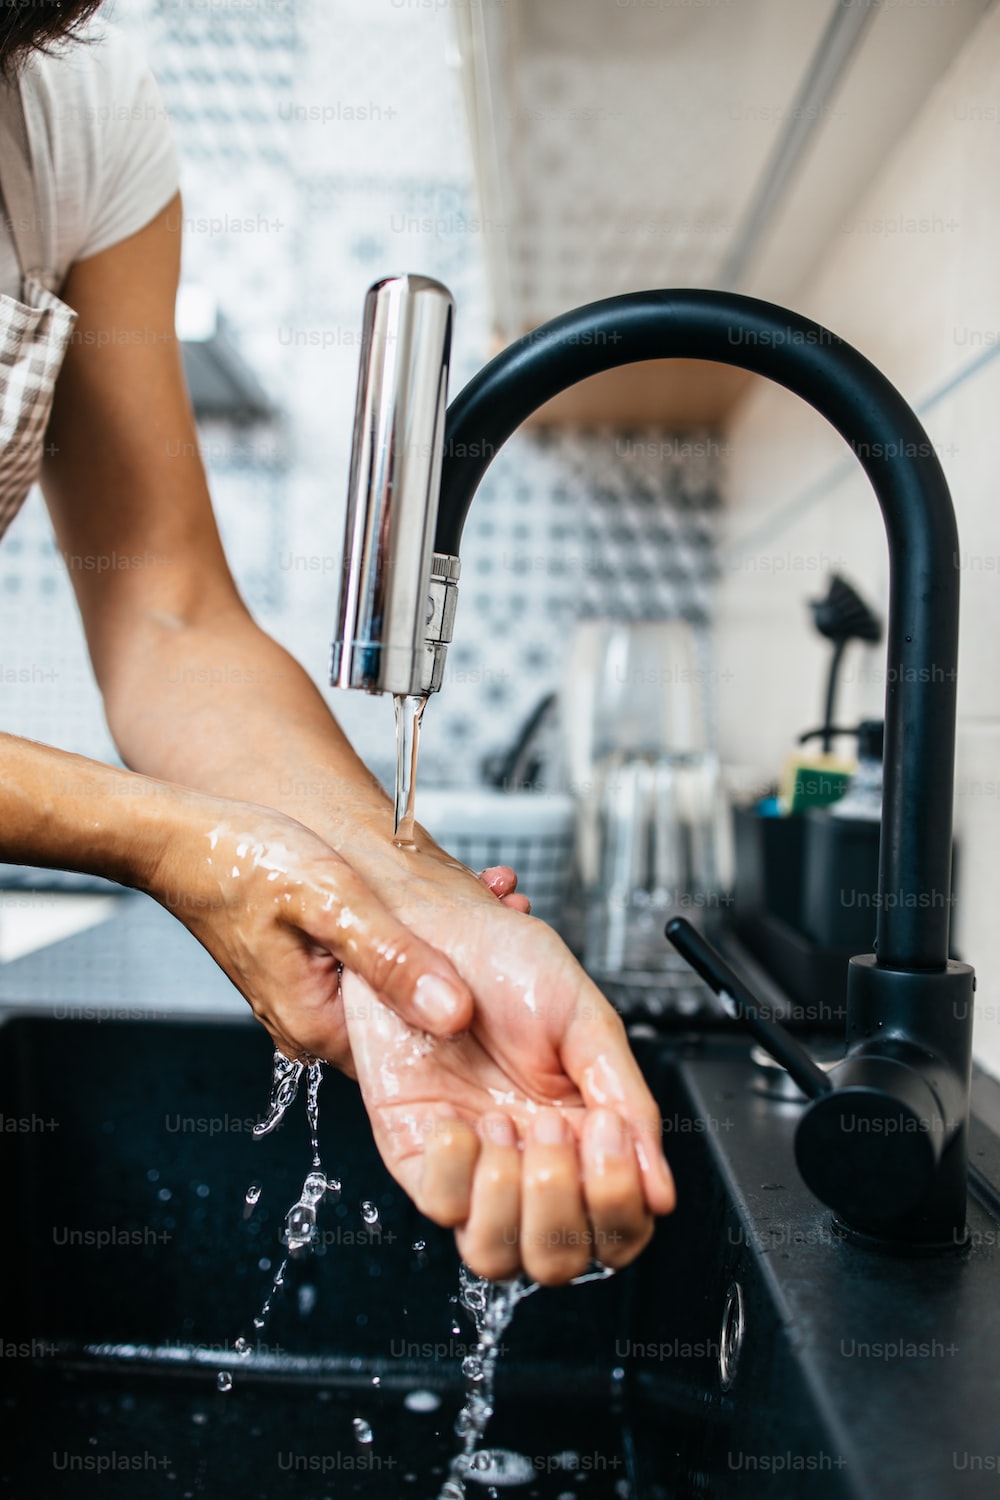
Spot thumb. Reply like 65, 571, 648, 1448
300, 866, 474, 1037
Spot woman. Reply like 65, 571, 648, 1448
0, 1, 675, 1284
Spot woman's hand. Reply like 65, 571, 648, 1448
150, 793, 673, 1286
146, 797, 491, 1073
339, 845, 676, 1285
147, 795, 531, 1075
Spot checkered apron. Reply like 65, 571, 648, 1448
0, 76, 76, 538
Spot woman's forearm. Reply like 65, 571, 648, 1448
100, 604, 398, 859
0, 730, 191, 890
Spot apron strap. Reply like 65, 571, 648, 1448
0, 74, 46, 281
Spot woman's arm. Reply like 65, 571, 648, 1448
0, 730, 480, 1064
42, 196, 392, 834
37, 196, 675, 1283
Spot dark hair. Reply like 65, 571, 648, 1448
0, 0, 104, 76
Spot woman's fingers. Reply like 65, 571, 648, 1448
455, 1114, 523, 1280
377, 1099, 657, 1284
479, 865, 517, 896
416, 1107, 480, 1227
479, 865, 531, 914
520, 1110, 591, 1285
563, 1003, 676, 1217
301, 863, 474, 1040
581, 1109, 654, 1268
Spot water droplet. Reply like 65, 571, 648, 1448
195, 1183, 210, 1199
361, 1201, 379, 1226
352, 1417, 373, 1445
461, 1355, 483, 1382
297, 1284, 317, 1318
254, 1049, 306, 1138
146, 1168, 160, 1183
244, 1182, 262, 1207
157, 1188, 172, 1202
372, 1375, 381, 1387
283, 1202, 317, 1252
467, 1450, 533, 1485
404, 1388, 441, 1413
234, 1338, 250, 1357
191, 1413, 207, 1426
216, 1372, 232, 1393
252, 1316, 265, 1331
412, 1239, 426, 1253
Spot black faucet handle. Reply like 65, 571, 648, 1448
665, 918, 832, 1100
668, 919, 973, 1241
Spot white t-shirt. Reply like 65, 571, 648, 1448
0, 22, 179, 299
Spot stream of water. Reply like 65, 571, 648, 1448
217, 1051, 342, 1389
393, 692, 428, 846
437, 1269, 537, 1499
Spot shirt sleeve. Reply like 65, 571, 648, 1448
21, 22, 181, 279
72, 25, 180, 261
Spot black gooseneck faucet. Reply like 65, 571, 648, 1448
333, 278, 975, 1254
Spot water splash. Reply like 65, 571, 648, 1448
281, 1171, 331, 1254
227, 1050, 341, 1380
250, 1256, 288, 1339
253, 1050, 306, 1138
305, 1063, 323, 1168
438, 1262, 616, 1499
393, 692, 428, 846
436, 1269, 537, 1499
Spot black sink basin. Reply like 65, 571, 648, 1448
2, 897, 1000, 1498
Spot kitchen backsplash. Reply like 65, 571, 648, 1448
0, 0, 722, 795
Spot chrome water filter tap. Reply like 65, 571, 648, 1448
331, 274, 459, 697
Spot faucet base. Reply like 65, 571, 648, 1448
829, 1216, 970, 1257
795, 955, 974, 1247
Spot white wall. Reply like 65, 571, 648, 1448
715, 2, 1000, 1073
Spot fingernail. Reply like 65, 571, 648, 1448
414, 974, 466, 1028
482, 1114, 517, 1148
532, 1111, 568, 1146
591, 1109, 627, 1157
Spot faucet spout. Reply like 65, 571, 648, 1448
433, 287, 973, 1250
438, 289, 957, 976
